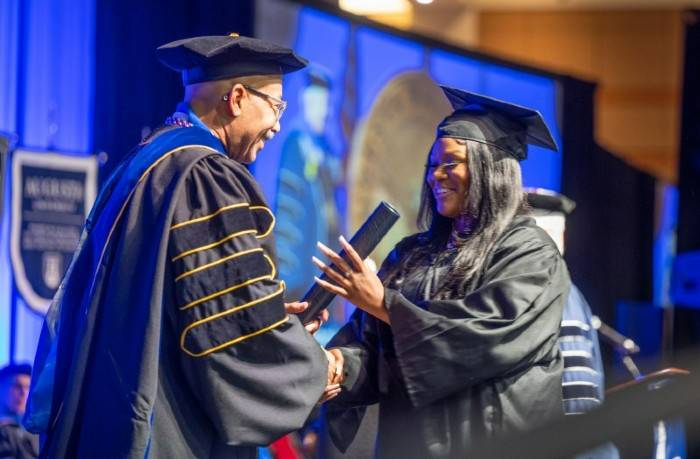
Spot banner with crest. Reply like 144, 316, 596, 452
10, 150, 97, 315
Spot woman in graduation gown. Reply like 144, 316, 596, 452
312, 87, 571, 458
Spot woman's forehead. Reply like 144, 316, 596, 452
431, 138, 467, 157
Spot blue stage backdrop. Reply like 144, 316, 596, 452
0, 0, 95, 366
0, 0, 659, 363
254, 0, 563, 335
255, 3, 562, 208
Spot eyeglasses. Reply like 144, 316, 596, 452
425, 160, 463, 174
222, 85, 287, 118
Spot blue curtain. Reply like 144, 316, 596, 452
0, 0, 95, 365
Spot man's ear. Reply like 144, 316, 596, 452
227, 83, 246, 117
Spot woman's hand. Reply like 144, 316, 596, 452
312, 236, 390, 324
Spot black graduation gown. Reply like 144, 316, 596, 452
326, 216, 569, 458
24, 126, 327, 458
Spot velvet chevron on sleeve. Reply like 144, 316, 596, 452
166, 154, 327, 448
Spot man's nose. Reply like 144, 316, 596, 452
271, 119, 281, 134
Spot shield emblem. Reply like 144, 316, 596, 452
42, 252, 63, 290
10, 150, 97, 315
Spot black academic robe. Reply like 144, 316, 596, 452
326, 216, 569, 458
24, 126, 327, 458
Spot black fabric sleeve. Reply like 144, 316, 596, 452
387, 227, 569, 409
327, 309, 381, 407
168, 154, 327, 446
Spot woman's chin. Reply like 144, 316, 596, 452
436, 205, 459, 219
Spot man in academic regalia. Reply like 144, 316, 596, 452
23, 34, 339, 459
526, 190, 606, 413
527, 189, 619, 459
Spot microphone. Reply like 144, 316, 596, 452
297, 201, 400, 324
591, 315, 640, 354
591, 315, 642, 379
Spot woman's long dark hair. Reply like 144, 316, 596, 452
383, 139, 526, 298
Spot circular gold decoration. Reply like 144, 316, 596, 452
347, 72, 451, 264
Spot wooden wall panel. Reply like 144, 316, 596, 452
478, 10, 683, 182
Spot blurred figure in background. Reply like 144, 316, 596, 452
0, 364, 38, 459
527, 188, 618, 459
276, 66, 344, 308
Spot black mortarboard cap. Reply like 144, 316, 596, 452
436, 86, 558, 161
305, 64, 332, 89
157, 34, 309, 85
525, 188, 576, 215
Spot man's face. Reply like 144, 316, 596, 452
1, 374, 30, 416
229, 79, 284, 164
302, 84, 330, 134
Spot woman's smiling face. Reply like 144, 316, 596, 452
426, 137, 469, 219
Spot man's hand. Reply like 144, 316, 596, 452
304, 309, 329, 335
319, 348, 344, 403
284, 301, 309, 315
284, 301, 329, 335
325, 348, 344, 385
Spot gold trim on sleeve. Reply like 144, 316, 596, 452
170, 202, 250, 230
179, 274, 272, 311
180, 282, 287, 357
174, 247, 264, 283
179, 255, 276, 310
249, 205, 275, 239
183, 316, 290, 358
262, 253, 276, 279
171, 229, 258, 261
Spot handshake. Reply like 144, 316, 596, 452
284, 301, 345, 404
322, 348, 344, 403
